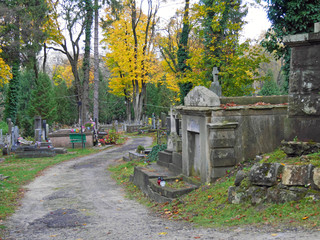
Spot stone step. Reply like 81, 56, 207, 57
157, 151, 172, 168
55, 148, 68, 154
132, 163, 175, 194
148, 177, 198, 199
129, 151, 146, 161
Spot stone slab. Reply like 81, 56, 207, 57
249, 163, 283, 186
211, 166, 234, 180
210, 148, 236, 167
132, 163, 175, 194
313, 167, 320, 189
54, 148, 67, 154
209, 129, 236, 148
157, 151, 172, 168
129, 151, 146, 161
282, 165, 312, 186
148, 177, 198, 199
16, 149, 56, 158
184, 86, 220, 107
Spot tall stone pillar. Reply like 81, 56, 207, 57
284, 23, 320, 141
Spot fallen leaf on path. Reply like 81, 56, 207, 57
271, 234, 278, 237
158, 232, 168, 235
302, 216, 309, 220
50, 235, 57, 238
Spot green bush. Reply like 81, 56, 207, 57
0, 121, 9, 135
147, 144, 167, 162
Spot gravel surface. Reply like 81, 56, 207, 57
3, 137, 320, 240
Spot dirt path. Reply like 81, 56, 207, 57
3, 137, 320, 240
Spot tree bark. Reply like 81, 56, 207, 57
130, 0, 158, 123
82, 0, 93, 123
93, 0, 99, 126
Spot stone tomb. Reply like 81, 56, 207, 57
176, 87, 288, 183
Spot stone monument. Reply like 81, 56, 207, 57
284, 22, 320, 142
209, 67, 222, 97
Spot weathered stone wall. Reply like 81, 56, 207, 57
228, 163, 320, 204
211, 105, 288, 163
284, 28, 320, 142
220, 95, 288, 105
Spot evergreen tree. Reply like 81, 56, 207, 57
16, 69, 36, 136
145, 82, 175, 117
177, 0, 192, 104
259, 70, 281, 96
54, 81, 78, 125
98, 80, 126, 123
28, 73, 57, 124
4, 62, 20, 123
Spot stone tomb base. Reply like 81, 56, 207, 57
132, 163, 198, 203
16, 148, 56, 158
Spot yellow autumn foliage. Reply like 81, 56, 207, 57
0, 49, 12, 86
101, 6, 158, 97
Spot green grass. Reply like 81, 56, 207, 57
109, 149, 320, 230
108, 160, 153, 207
0, 148, 101, 221
260, 148, 320, 167
154, 175, 320, 229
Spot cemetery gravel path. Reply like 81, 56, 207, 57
3, 137, 320, 240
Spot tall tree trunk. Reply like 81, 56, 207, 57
125, 96, 131, 123
82, 0, 94, 123
93, 0, 99, 126
43, 43, 47, 73
133, 82, 146, 124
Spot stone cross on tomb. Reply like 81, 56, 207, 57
210, 67, 222, 97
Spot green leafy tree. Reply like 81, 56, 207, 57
261, 0, 320, 93
200, 0, 247, 83
28, 73, 57, 124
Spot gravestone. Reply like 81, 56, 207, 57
152, 113, 156, 129
42, 120, 47, 140
0, 129, 3, 148
160, 112, 166, 128
34, 116, 42, 142
209, 67, 222, 97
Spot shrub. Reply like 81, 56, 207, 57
147, 144, 167, 162
104, 129, 120, 144
0, 121, 8, 135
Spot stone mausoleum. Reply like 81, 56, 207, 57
167, 23, 320, 183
